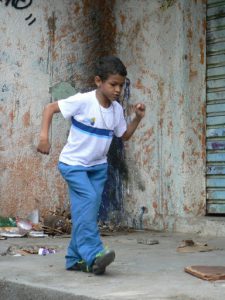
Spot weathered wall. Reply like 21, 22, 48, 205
0, 0, 208, 234
114, 0, 206, 231
0, 0, 116, 218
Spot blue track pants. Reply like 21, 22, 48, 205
58, 162, 108, 269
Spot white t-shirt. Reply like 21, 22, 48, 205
58, 90, 127, 167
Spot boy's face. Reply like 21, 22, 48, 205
95, 74, 125, 103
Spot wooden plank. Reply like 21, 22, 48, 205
207, 128, 225, 137
185, 265, 225, 281
207, 91, 225, 101
207, 189, 225, 199
207, 78, 225, 89
208, 0, 225, 6
207, 115, 225, 125
207, 29, 225, 41
207, 203, 225, 213
207, 53, 225, 66
206, 1, 225, 215
207, 66, 225, 77
207, 104, 225, 113
207, 152, 225, 162
207, 177, 225, 187
207, 165, 225, 174
207, 140, 225, 149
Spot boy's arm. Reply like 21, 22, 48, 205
37, 101, 60, 154
122, 103, 145, 141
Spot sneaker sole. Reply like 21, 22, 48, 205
93, 250, 115, 275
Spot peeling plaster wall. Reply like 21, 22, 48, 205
0, 0, 116, 218
114, 0, 206, 231
0, 0, 207, 233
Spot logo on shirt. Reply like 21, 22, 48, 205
82, 117, 96, 126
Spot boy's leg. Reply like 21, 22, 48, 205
58, 163, 82, 269
87, 164, 115, 274
88, 163, 108, 215
58, 163, 105, 267
65, 187, 83, 269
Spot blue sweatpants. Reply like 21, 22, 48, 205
58, 162, 108, 269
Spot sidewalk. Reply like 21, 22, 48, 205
0, 231, 225, 300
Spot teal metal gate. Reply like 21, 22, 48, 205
207, 0, 225, 214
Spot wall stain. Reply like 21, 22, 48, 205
187, 28, 193, 40
158, 80, 164, 98
73, 3, 81, 15
199, 37, 204, 64
9, 110, 14, 122
152, 201, 158, 209
202, 19, 206, 33
22, 111, 30, 128
120, 13, 126, 25
189, 67, 198, 81
2, 84, 9, 92
47, 12, 56, 87
167, 120, 173, 136
135, 78, 145, 90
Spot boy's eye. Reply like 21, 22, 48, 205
110, 83, 124, 88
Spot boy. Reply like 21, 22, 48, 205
37, 56, 145, 275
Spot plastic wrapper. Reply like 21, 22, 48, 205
16, 218, 32, 235
0, 216, 17, 227
38, 248, 56, 255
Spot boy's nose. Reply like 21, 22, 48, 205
115, 86, 121, 93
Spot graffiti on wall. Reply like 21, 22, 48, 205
0, 0, 36, 25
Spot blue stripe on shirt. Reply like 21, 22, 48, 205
71, 118, 114, 138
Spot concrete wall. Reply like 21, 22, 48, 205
0, 0, 208, 233
0, 0, 116, 217
114, 0, 207, 231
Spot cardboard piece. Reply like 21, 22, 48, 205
177, 239, 217, 253
185, 265, 225, 281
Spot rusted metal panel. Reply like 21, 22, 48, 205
207, 0, 225, 214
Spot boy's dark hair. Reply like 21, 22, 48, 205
95, 56, 127, 81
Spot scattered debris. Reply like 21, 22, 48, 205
43, 216, 70, 235
98, 221, 134, 236
27, 209, 39, 224
16, 218, 33, 235
0, 216, 17, 227
38, 247, 56, 255
28, 231, 48, 238
42, 208, 71, 235
0, 208, 71, 238
137, 238, 159, 245
0, 227, 26, 238
160, 0, 176, 11
185, 265, 225, 281
0, 208, 137, 238
177, 239, 218, 253
1, 245, 58, 256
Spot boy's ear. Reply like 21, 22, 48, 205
95, 76, 102, 87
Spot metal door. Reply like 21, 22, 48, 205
207, 0, 225, 214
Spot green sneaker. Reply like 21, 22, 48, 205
92, 249, 115, 275
68, 260, 89, 272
